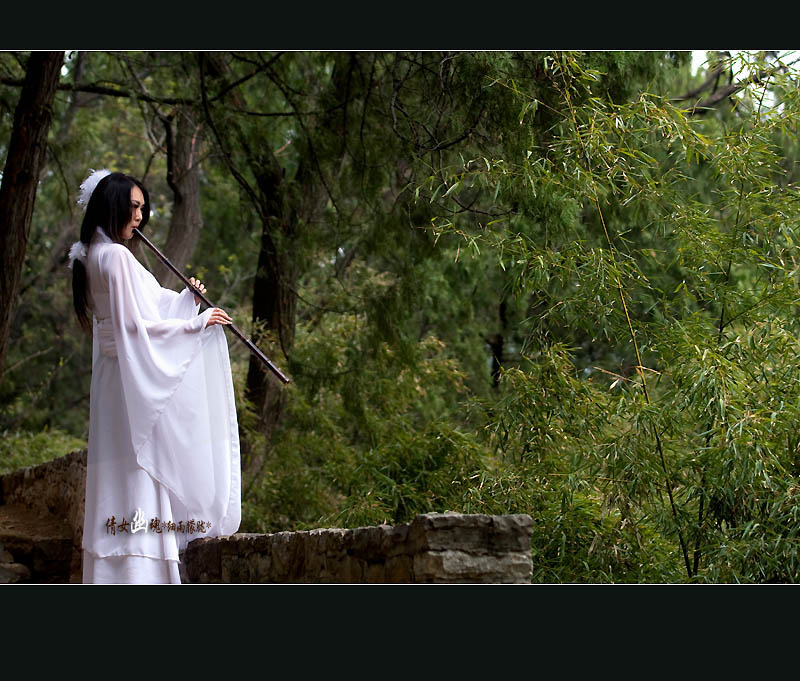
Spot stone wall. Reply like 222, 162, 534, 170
185, 512, 533, 584
1, 449, 87, 530
1, 452, 533, 584
0, 449, 87, 582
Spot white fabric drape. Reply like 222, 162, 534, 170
82, 226, 241, 583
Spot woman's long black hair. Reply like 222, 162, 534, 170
71, 172, 151, 333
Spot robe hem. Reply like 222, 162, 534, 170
82, 547, 182, 563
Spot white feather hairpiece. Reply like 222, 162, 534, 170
77, 168, 112, 209
68, 167, 111, 270
67, 240, 88, 269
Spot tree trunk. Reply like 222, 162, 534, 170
0, 51, 63, 384
158, 109, 204, 288
243, 158, 298, 460
199, 52, 299, 472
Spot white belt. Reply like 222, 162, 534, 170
95, 317, 117, 358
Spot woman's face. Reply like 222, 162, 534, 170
122, 185, 145, 241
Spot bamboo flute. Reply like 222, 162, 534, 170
133, 228, 291, 385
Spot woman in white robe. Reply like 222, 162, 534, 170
69, 170, 241, 584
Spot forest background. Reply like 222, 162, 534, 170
2, 50, 800, 583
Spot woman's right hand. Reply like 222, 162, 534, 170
206, 308, 233, 328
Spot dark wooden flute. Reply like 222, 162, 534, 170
133, 227, 291, 385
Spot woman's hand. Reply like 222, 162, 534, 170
206, 308, 233, 328
189, 276, 206, 306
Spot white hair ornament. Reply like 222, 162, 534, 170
77, 168, 112, 209
68, 167, 112, 269
67, 240, 88, 269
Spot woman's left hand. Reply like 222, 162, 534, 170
189, 276, 207, 306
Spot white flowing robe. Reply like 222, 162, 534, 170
82, 226, 241, 583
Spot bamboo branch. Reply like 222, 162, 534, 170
556, 52, 693, 579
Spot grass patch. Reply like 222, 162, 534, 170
0, 428, 86, 476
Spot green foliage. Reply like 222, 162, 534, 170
8, 51, 800, 583
427, 51, 800, 582
0, 429, 86, 476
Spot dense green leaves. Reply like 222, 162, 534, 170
6, 51, 800, 582
427, 51, 800, 581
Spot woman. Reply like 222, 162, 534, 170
69, 169, 241, 584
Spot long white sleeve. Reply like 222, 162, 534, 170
102, 243, 213, 454
158, 285, 201, 321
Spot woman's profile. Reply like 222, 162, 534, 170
69, 169, 241, 584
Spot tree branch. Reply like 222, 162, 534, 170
673, 54, 786, 116
2, 61, 323, 120
687, 67, 776, 114
673, 65, 725, 101
211, 52, 283, 102
197, 53, 265, 224
0, 76, 196, 105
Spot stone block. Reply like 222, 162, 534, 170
269, 532, 304, 582
336, 555, 357, 583
322, 528, 349, 557
489, 515, 534, 552
350, 526, 386, 560
0, 546, 14, 563
408, 513, 493, 553
184, 536, 222, 583
0, 562, 31, 584
254, 551, 272, 582
32, 537, 72, 575
413, 549, 532, 584
365, 561, 386, 583
385, 554, 413, 583
383, 523, 409, 557
304, 532, 327, 578
221, 553, 244, 583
